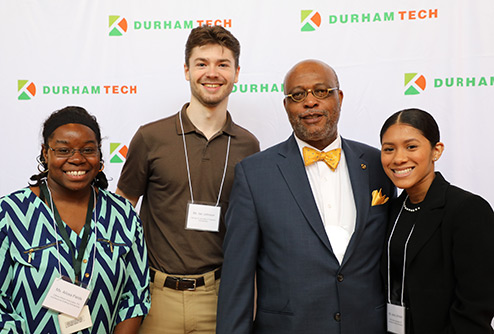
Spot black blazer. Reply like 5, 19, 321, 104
382, 172, 494, 333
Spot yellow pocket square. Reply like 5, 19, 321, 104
371, 188, 389, 206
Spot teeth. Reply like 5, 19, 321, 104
66, 171, 87, 176
204, 84, 220, 88
394, 168, 412, 175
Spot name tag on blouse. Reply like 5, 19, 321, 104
186, 203, 221, 232
59, 305, 92, 333
42, 277, 91, 318
387, 303, 406, 334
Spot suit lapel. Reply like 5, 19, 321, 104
340, 139, 371, 266
406, 173, 448, 265
276, 135, 333, 253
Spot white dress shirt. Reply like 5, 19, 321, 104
295, 135, 357, 264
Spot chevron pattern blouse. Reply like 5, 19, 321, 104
0, 188, 150, 333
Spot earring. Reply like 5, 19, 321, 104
37, 155, 49, 173
99, 162, 105, 172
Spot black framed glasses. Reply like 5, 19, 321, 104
285, 87, 339, 103
48, 146, 99, 158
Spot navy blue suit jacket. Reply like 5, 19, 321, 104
217, 135, 395, 334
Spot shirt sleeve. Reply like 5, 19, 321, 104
450, 195, 494, 332
115, 205, 151, 324
117, 128, 150, 198
0, 199, 27, 333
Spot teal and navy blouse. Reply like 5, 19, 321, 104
0, 187, 150, 333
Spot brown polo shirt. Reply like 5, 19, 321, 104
117, 103, 259, 274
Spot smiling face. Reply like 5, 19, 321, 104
184, 43, 240, 108
283, 60, 343, 150
381, 123, 444, 202
43, 123, 101, 195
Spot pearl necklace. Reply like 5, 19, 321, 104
403, 197, 420, 212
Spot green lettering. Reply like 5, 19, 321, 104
384, 12, 394, 21
184, 20, 194, 29
434, 78, 443, 87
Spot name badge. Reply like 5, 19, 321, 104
387, 303, 406, 334
59, 305, 92, 333
42, 277, 91, 318
186, 203, 221, 232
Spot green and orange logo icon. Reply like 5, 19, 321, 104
110, 143, 128, 163
405, 73, 426, 95
18, 80, 36, 100
301, 10, 321, 32
109, 16, 128, 36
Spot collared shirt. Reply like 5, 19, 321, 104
118, 103, 259, 274
294, 134, 356, 264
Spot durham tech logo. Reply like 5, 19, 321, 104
110, 143, 128, 163
18, 80, 36, 100
109, 16, 128, 36
405, 73, 426, 95
301, 10, 321, 32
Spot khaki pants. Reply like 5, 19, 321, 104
139, 268, 220, 334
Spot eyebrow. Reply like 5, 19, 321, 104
381, 138, 420, 146
289, 83, 331, 90
193, 57, 232, 64
54, 139, 97, 145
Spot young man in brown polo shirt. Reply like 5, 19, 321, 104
116, 26, 259, 333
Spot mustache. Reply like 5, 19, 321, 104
298, 109, 329, 118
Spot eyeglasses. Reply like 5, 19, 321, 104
48, 146, 99, 158
285, 87, 339, 103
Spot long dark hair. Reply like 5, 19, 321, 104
30, 106, 109, 189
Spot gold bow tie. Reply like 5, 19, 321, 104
303, 147, 341, 171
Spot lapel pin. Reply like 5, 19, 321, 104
361, 163, 367, 170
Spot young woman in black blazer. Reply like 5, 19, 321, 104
380, 108, 494, 334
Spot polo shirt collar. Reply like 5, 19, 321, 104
176, 102, 236, 137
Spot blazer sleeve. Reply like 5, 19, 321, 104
449, 195, 494, 333
216, 162, 259, 334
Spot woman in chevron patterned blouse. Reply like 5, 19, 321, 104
0, 106, 150, 333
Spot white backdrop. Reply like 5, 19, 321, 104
1, 0, 493, 207
1, 0, 493, 327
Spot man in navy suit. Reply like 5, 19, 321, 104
216, 60, 395, 334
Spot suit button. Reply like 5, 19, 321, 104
334, 312, 341, 322
337, 274, 344, 282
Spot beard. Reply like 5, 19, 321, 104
288, 109, 339, 144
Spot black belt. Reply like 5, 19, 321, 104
150, 268, 221, 291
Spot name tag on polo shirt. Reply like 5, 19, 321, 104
186, 203, 221, 232
387, 303, 406, 334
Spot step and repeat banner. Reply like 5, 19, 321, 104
1, 0, 493, 211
